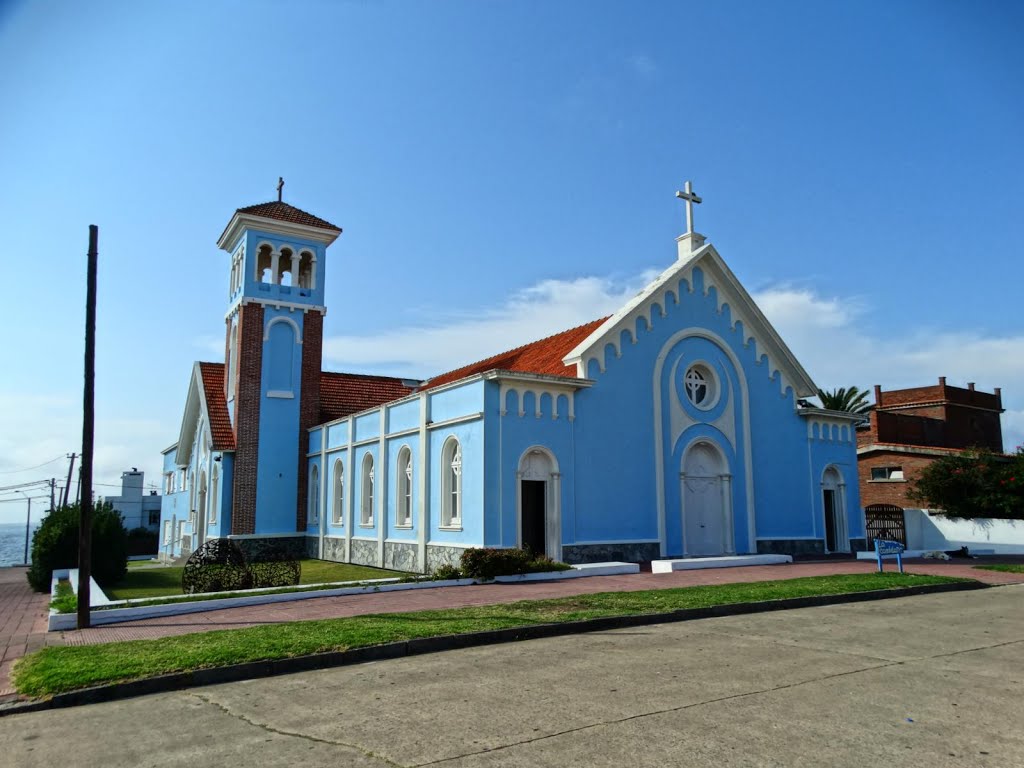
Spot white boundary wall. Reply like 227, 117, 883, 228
905, 509, 1024, 554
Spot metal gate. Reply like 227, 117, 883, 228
864, 504, 907, 547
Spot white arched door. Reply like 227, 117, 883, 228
682, 441, 733, 556
822, 467, 849, 553
517, 447, 561, 561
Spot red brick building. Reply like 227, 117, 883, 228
857, 378, 1004, 509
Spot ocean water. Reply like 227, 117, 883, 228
0, 521, 39, 567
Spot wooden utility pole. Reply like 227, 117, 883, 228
49, 478, 56, 511
78, 225, 98, 630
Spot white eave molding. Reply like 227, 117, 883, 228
174, 363, 216, 466
561, 242, 818, 398
796, 407, 868, 424
217, 212, 341, 252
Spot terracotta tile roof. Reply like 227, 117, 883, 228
236, 201, 342, 233
320, 371, 418, 423
426, 317, 608, 389
197, 362, 236, 451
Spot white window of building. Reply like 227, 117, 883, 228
333, 459, 344, 524
870, 466, 905, 481
209, 465, 219, 524
396, 446, 412, 527
441, 438, 462, 528
309, 464, 319, 524
360, 454, 374, 526
684, 363, 718, 410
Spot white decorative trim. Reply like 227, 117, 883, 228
570, 538, 661, 545
563, 243, 817, 399
679, 437, 735, 556
821, 464, 850, 553
428, 412, 483, 431
263, 315, 303, 343
417, 392, 430, 574
226, 532, 305, 540
425, 541, 475, 549
499, 382, 576, 421
440, 436, 463, 529
217, 212, 340, 252
267, 390, 295, 399
515, 446, 562, 562
385, 426, 420, 440
653, 328, 755, 557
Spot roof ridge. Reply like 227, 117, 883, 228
321, 369, 421, 383
426, 316, 608, 387
234, 200, 342, 232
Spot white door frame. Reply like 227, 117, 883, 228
515, 446, 562, 562
821, 466, 849, 553
680, 438, 734, 557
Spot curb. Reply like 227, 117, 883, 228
0, 579, 987, 717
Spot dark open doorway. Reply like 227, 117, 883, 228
521, 480, 546, 556
823, 489, 837, 552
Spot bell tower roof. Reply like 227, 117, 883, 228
217, 200, 342, 251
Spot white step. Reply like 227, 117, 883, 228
651, 554, 793, 573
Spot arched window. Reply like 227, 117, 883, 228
188, 470, 195, 522
396, 446, 412, 527
308, 464, 319, 524
441, 438, 462, 528
360, 453, 374, 525
298, 250, 315, 289
209, 465, 219, 524
256, 244, 273, 283
278, 247, 293, 286
333, 459, 344, 524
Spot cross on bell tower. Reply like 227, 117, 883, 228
674, 180, 706, 258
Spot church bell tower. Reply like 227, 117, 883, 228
216, 182, 342, 537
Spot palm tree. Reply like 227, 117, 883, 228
816, 386, 873, 414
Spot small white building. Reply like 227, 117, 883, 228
104, 469, 162, 532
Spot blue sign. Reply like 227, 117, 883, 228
874, 539, 905, 573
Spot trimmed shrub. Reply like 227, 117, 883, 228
459, 547, 572, 580
432, 563, 463, 580
27, 502, 128, 592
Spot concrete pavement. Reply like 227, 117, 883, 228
1, 586, 1021, 767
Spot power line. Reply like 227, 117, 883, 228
0, 454, 66, 474
0, 479, 52, 493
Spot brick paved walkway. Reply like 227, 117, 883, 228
0, 567, 62, 700
2, 558, 1021, 702
57, 558, 1024, 648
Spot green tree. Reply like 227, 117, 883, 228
816, 386, 872, 414
910, 447, 1024, 520
26, 501, 128, 592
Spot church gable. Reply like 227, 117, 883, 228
562, 244, 818, 400
174, 362, 234, 466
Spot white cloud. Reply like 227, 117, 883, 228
326, 269, 1024, 452
322, 271, 658, 377
7, 266, 1020, 522
0, 392, 166, 523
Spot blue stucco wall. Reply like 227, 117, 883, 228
255, 307, 305, 533
492, 388, 576, 549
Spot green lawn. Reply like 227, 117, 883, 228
105, 559, 402, 600
975, 564, 1024, 574
16, 572, 966, 697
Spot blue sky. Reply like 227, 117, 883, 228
1, 0, 1022, 522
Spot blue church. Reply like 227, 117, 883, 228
159, 186, 865, 572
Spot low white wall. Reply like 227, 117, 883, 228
904, 509, 1024, 554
